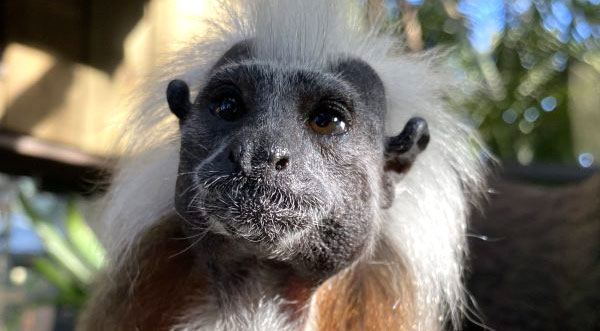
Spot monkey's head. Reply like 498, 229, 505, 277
166, 42, 429, 277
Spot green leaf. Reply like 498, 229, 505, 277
32, 257, 81, 300
65, 200, 106, 270
19, 193, 94, 284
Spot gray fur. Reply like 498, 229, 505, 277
172, 52, 388, 278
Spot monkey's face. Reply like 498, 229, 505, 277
167, 45, 429, 276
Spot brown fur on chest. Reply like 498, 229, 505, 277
79, 219, 411, 331
78, 220, 207, 331
314, 263, 411, 331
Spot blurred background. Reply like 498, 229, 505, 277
0, 0, 598, 330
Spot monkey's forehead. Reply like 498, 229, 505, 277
201, 62, 358, 97
209, 60, 345, 81
202, 60, 384, 104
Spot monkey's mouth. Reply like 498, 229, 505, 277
190, 175, 326, 242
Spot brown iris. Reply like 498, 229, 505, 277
309, 100, 349, 135
309, 112, 347, 135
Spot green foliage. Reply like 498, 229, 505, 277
65, 201, 105, 271
390, 0, 600, 164
18, 192, 105, 307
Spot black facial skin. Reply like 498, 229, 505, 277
166, 41, 429, 279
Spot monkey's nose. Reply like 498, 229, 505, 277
270, 149, 289, 172
227, 144, 289, 173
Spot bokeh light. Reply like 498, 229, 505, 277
541, 96, 558, 111
578, 153, 595, 168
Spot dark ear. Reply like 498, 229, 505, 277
167, 79, 191, 121
384, 117, 430, 174
380, 117, 429, 208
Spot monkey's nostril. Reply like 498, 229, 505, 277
274, 157, 289, 171
228, 150, 237, 164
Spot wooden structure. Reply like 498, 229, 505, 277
0, 0, 212, 192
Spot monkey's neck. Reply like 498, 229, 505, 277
116, 217, 410, 331
195, 233, 323, 326
202, 257, 316, 326
121, 218, 318, 330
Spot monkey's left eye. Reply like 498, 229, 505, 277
209, 97, 244, 121
309, 104, 349, 135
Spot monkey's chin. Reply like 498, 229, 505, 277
194, 186, 326, 243
206, 211, 317, 245
188, 214, 319, 270
189, 208, 369, 278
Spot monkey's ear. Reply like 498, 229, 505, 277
384, 117, 430, 174
166, 79, 192, 121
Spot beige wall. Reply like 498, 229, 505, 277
0, 0, 211, 157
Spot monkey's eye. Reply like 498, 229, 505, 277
309, 111, 348, 135
209, 97, 244, 121
309, 101, 349, 135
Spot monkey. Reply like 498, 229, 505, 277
77, 0, 486, 330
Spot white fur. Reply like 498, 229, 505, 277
100, 1, 487, 330
172, 297, 298, 331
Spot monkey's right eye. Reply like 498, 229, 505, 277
209, 97, 244, 121
308, 101, 349, 136
309, 112, 348, 135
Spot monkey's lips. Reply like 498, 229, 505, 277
194, 177, 326, 242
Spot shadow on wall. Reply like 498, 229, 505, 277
2, 64, 75, 132
1, 0, 149, 74
0, 0, 147, 133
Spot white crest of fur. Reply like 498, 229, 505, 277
379, 56, 485, 329
100, 1, 487, 330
